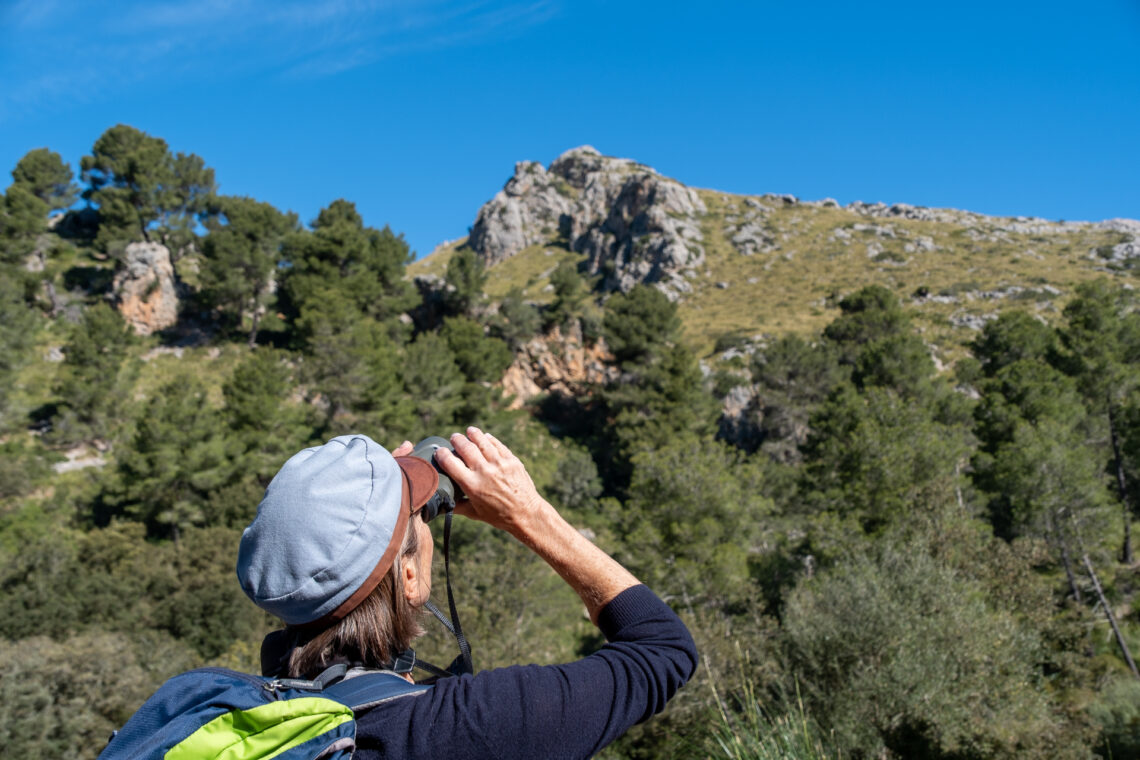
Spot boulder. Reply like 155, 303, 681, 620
112, 242, 180, 335
469, 146, 707, 298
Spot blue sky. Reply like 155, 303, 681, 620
2, 0, 1138, 258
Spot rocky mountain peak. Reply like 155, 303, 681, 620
468, 147, 706, 299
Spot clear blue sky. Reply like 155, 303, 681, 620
2, 0, 1138, 258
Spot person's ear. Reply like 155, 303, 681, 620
403, 555, 421, 604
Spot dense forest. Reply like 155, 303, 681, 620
2, 125, 1140, 759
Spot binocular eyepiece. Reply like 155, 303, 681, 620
410, 436, 467, 522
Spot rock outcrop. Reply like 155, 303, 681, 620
469, 146, 706, 298
112, 242, 180, 335
723, 197, 778, 256
499, 322, 619, 409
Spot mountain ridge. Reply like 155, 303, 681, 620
411, 146, 1138, 359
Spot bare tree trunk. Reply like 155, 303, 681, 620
1108, 404, 1134, 564
1083, 553, 1140, 679
248, 309, 261, 349
954, 461, 966, 511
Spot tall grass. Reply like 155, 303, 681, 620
704, 673, 838, 760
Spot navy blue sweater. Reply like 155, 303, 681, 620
353, 584, 698, 760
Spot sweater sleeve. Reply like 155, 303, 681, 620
353, 584, 698, 760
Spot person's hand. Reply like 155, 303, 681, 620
434, 426, 545, 535
390, 440, 414, 457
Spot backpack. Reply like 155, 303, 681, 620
98, 663, 431, 760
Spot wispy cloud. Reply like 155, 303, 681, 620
281, 0, 560, 79
0, 0, 561, 122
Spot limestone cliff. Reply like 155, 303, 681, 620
112, 242, 180, 335
469, 146, 706, 298
498, 322, 618, 409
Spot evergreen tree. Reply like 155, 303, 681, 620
822, 284, 909, 352
1057, 280, 1140, 561
546, 260, 589, 330
0, 631, 192, 759
280, 199, 417, 328
0, 184, 49, 263
50, 303, 137, 445
747, 334, 850, 461
80, 124, 215, 253
0, 274, 39, 428
114, 375, 231, 540
972, 357, 1107, 598
596, 284, 715, 491
971, 310, 1058, 377
493, 287, 541, 350
222, 348, 312, 484
602, 342, 718, 492
973, 359, 1085, 464
441, 316, 513, 383
443, 248, 488, 317
989, 417, 1110, 602
802, 385, 971, 531
296, 300, 411, 438
821, 285, 950, 404
199, 196, 298, 346
11, 147, 77, 212
548, 446, 603, 513
603, 284, 681, 366
616, 435, 770, 608
401, 331, 465, 430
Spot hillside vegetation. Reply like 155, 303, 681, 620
3, 131, 1140, 759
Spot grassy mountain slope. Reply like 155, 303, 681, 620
411, 189, 1134, 362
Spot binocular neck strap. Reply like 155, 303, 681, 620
423, 510, 473, 677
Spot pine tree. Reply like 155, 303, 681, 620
80, 124, 215, 253
51, 303, 137, 445
0, 273, 40, 428
1057, 281, 1140, 562
546, 260, 590, 330
280, 199, 417, 328
296, 300, 413, 438
11, 147, 77, 212
114, 376, 231, 540
199, 196, 298, 346
492, 287, 541, 350
603, 284, 680, 366
443, 248, 488, 318
441, 316, 513, 383
0, 184, 49, 263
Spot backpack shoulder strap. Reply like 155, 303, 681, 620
320, 670, 433, 712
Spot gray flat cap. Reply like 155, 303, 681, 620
236, 434, 438, 626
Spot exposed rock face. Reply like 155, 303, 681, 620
112, 242, 180, 335
716, 382, 813, 463
846, 201, 988, 226
723, 199, 777, 256
499, 322, 619, 409
1091, 235, 1140, 265
718, 385, 762, 452
469, 146, 707, 298
848, 202, 1138, 241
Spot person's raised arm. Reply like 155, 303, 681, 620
434, 427, 638, 624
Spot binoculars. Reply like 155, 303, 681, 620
410, 436, 467, 522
